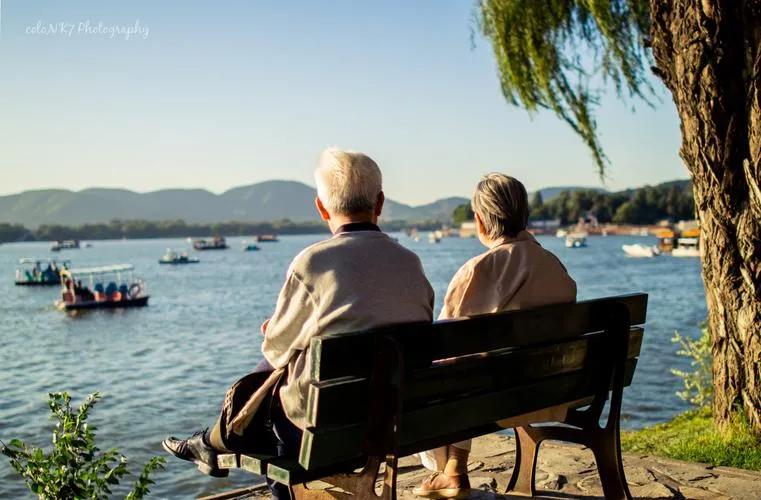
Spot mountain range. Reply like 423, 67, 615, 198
0, 181, 470, 228
1, 180, 682, 228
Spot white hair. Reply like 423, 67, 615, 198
314, 148, 383, 215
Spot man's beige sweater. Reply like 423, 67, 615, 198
261, 230, 434, 429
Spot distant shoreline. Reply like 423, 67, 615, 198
0, 219, 445, 244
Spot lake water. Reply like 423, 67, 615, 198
0, 234, 707, 498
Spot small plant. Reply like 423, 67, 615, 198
671, 322, 713, 408
1, 392, 164, 499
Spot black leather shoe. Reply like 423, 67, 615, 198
162, 429, 228, 478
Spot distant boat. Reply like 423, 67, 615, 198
656, 229, 676, 253
565, 233, 587, 248
56, 264, 149, 311
242, 241, 260, 251
257, 234, 279, 243
192, 236, 228, 250
51, 239, 80, 252
159, 249, 199, 264
15, 258, 71, 286
428, 232, 441, 244
622, 244, 660, 258
555, 229, 569, 238
672, 237, 700, 257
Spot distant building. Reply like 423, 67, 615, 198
459, 221, 476, 238
676, 220, 699, 232
528, 219, 561, 230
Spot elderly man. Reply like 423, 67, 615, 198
163, 148, 434, 499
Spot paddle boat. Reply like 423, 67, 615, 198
565, 233, 588, 248
15, 258, 70, 286
159, 249, 199, 264
51, 239, 80, 252
257, 234, 279, 243
192, 236, 228, 250
622, 244, 661, 258
672, 228, 701, 257
656, 229, 676, 253
56, 264, 149, 311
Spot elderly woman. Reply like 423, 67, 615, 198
414, 173, 577, 499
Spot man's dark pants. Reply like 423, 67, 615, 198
209, 359, 302, 500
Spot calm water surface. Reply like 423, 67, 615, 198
0, 234, 707, 498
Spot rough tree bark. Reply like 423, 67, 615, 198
650, 0, 761, 433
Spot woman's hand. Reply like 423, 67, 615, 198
260, 318, 270, 336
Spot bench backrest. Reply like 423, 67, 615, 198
300, 293, 648, 470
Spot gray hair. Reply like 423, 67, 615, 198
471, 173, 529, 239
314, 148, 383, 215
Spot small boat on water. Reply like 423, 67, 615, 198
656, 229, 676, 253
56, 264, 149, 311
159, 249, 199, 264
257, 234, 279, 243
193, 236, 228, 250
242, 241, 260, 251
622, 244, 661, 258
428, 232, 441, 244
672, 229, 700, 257
51, 239, 80, 252
565, 233, 588, 248
555, 229, 569, 238
15, 258, 70, 286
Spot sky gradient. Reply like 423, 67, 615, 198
0, 1, 687, 205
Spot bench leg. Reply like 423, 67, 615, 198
506, 422, 632, 500
505, 426, 541, 497
589, 427, 631, 500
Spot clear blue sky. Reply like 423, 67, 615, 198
0, 1, 686, 205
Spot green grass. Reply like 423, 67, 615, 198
621, 407, 761, 471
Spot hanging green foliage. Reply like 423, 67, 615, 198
477, 0, 652, 177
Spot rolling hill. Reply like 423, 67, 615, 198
0, 181, 469, 228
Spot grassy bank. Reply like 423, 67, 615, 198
621, 407, 761, 470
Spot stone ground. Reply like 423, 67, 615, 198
203, 434, 761, 499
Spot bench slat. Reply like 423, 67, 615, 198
217, 452, 273, 475
217, 454, 239, 469
266, 457, 365, 486
257, 400, 589, 486
311, 294, 647, 382
300, 359, 637, 469
306, 327, 642, 428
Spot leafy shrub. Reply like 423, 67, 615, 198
671, 322, 713, 408
1, 392, 164, 499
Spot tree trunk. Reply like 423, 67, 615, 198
649, 0, 761, 433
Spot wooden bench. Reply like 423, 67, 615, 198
216, 293, 647, 500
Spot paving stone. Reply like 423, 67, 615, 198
576, 475, 602, 493
470, 476, 498, 490
467, 460, 485, 472
686, 472, 717, 482
538, 472, 567, 490
629, 481, 679, 499
678, 485, 730, 499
